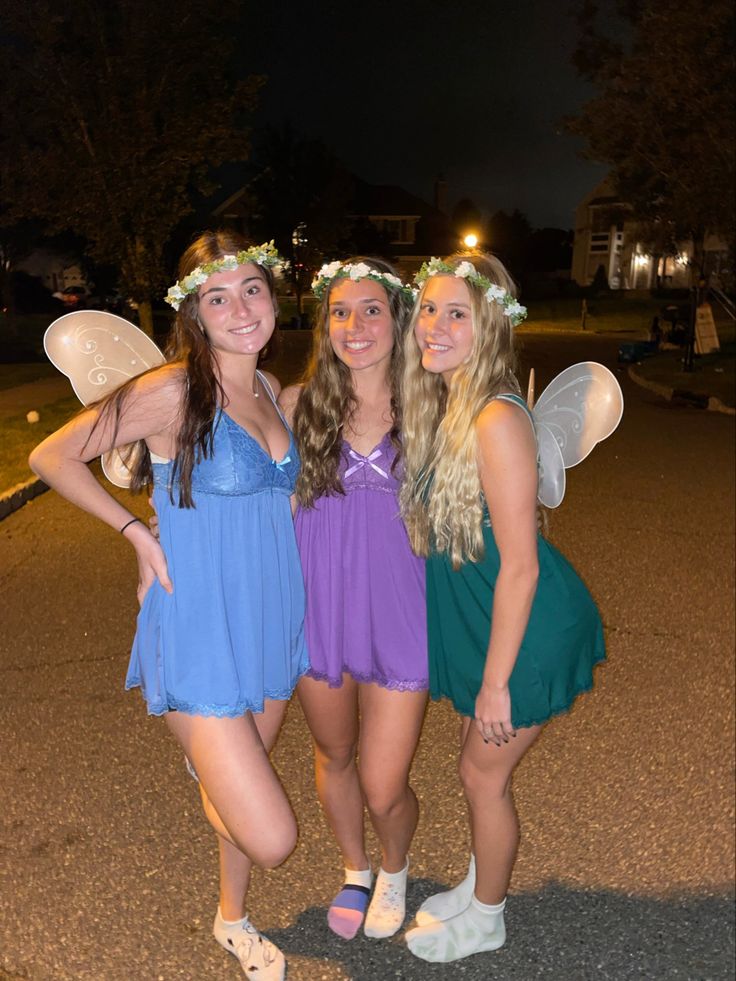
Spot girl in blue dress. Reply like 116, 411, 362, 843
30, 230, 306, 981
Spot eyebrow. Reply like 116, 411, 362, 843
201, 275, 262, 296
424, 298, 471, 309
330, 296, 387, 306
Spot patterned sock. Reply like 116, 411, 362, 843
213, 907, 286, 980
364, 860, 409, 938
327, 868, 373, 940
415, 854, 475, 925
406, 894, 506, 963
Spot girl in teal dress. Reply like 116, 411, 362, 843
399, 253, 605, 964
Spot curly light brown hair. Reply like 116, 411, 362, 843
293, 257, 413, 507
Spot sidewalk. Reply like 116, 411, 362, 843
627, 344, 735, 414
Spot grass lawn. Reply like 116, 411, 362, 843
0, 363, 58, 390
0, 395, 79, 492
522, 295, 660, 334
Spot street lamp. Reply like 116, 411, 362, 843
463, 232, 479, 249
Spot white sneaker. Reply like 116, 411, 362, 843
213, 908, 286, 980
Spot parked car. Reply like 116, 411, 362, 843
59, 285, 88, 308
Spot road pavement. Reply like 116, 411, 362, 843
1, 333, 734, 980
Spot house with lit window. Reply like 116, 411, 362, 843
571, 177, 730, 290
211, 176, 455, 280
348, 179, 455, 277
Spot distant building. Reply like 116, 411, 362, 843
211, 176, 456, 280
571, 178, 730, 290
16, 248, 87, 293
348, 179, 455, 277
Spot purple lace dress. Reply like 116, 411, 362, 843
294, 432, 427, 691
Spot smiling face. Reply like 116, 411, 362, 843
414, 275, 475, 381
327, 277, 394, 373
196, 263, 276, 358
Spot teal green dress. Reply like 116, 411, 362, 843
426, 394, 605, 728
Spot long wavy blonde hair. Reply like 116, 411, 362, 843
294, 257, 413, 507
400, 252, 520, 568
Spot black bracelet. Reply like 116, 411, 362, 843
120, 517, 142, 535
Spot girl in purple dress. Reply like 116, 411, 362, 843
279, 258, 428, 940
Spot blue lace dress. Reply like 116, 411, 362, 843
126, 387, 308, 717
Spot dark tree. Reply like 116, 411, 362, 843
527, 228, 574, 273
245, 127, 355, 313
567, 0, 736, 273
0, 0, 262, 334
487, 209, 532, 275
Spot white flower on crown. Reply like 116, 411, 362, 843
485, 284, 506, 302
454, 261, 477, 279
505, 300, 526, 321
383, 272, 403, 288
349, 262, 372, 280
167, 285, 186, 303
320, 260, 343, 280
181, 269, 208, 292
220, 254, 239, 271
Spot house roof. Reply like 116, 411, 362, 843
350, 180, 443, 219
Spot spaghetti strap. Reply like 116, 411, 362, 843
256, 370, 290, 427
256, 369, 276, 402
491, 392, 536, 432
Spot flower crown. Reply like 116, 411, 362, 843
165, 241, 287, 311
414, 257, 528, 327
311, 260, 414, 301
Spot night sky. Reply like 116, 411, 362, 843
241, 0, 608, 230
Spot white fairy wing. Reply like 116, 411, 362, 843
533, 362, 623, 508
44, 310, 165, 404
44, 311, 166, 488
101, 446, 139, 489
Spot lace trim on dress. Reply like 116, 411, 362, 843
307, 666, 428, 692
126, 669, 309, 717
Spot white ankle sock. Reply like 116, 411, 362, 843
364, 860, 409, 938
406, 893, 506, 963
415, 854, 475, 925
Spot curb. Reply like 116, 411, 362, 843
627, 366, 735, 416
0, 477, 48, 521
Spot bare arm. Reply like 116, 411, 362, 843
473, 400, 540, 743
29, 365, 183, 600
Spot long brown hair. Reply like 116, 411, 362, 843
294, 257, 412, 507
93, 229, 279, 507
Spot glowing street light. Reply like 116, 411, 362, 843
463, 232, 479, 249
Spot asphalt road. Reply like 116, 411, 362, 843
1, 332, 734, 981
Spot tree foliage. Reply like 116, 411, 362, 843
568, 0, 735, 260
488, 209, 532, 275
0, 0, 262, 332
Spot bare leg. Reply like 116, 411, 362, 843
459, 720, 541, 904
406, 717, 541, 962
358, 685, 428, 872
165, 708, 296, 870
358, 684, 428, 938
197, 700, 287, 920
297, 674, 368, 869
